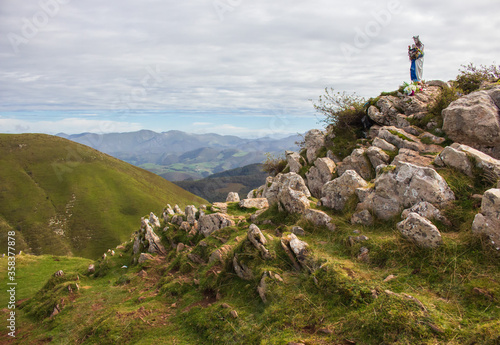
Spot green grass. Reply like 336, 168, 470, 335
0, 134, 207, 259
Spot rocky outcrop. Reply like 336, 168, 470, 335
377, 126, 425, 152
351, 209, 374, 226
281, 234, 310, 270
443, 86, 500, 158
286, 151, 304, 173
392, 148, 434, 167
305, 157, 336, 198
304, 129, 325, 163
359, 162, 455, 220
134, 218, 167, 255
226, 192, 240, 203
372, 137, 397, 152
198, 213, 235, 237
397, 212, 443, 248
239, 198, 269, 209
321, 170, 368, 211
472, 188, 500, 250
337, 148, 373, 180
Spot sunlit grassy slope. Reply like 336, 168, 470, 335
0, 134, 206, 259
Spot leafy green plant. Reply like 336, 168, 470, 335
313, 88, 366, 130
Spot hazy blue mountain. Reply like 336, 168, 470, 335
58, 130, 301, 180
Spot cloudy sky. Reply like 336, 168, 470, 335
0, 0, 498, 138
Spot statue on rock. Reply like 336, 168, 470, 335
408, 35, 424, 83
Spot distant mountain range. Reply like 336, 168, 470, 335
58, 130, 301, 180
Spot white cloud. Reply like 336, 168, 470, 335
0, 118, 142, 134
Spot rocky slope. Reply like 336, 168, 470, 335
9, 82, 500, 345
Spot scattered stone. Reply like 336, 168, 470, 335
180, 221, 191, 232
377, 126, 425, 152
248, 224, 271, 259
397, 213, 443, 248
199, 213, 235, 237
239, 198, 269, 209
173, 204, 183, 214
321, 170, 368, 211
292, 226, 305, 236
226, 192, 240, 203
138, 253, 154, 264
357, 247, 370, 262
221, 303, 230, 309
264, 172, 311, 205
351, 209, 374, 226
401, 201, 451, 226
230, 310, 238, 319
50, 304, 61, 318
348, 235, 369, 247
257, 272, 268, 303
233, 255, 254, 280
209, 244, 234, 264
304, 208, 335, 231
137, 270, 148, 278
383, 274, 397, 282
87, 264, 95, 274
392, 148, 434, 167
170, 215, 184, 226
54, 270, 64, 277
102, 253, 107, 260
472, 188, 500, 250
437, 143, 500, 178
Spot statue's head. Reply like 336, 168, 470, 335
413, 35, 421, 45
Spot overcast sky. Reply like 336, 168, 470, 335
0, 0, 499, 137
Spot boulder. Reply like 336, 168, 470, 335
286, 151, 304, 173
372, 137, 397, 152
366, 146, 391, 169
198, 212, 235, 237
87, 264, 95, 274
434, 145, 473, 176
233, 255, 254, 280
212, 202, 228, 213
397, 213, 443, 248
278, 187, 310, 214
472, 189, 500, 250
304, 209, 335, 231
283, 233, 310, 268
264, 172, 311, 205
304, 129, 325, 163
305, 157, 336, 198
321, 170, 368, 211
239, 198, 269, 209
149, 212, 161, 228
442, 86, 500, 158
361, 162, 455, 220
436, 143, 500, 178
185, 205, 198, 225
226, 192, 240, 203
170, 215, 184, 226
337, 148, 373, 180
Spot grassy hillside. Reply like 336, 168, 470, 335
174, 163, 268, 202
0, 134, 206, 259
3, 196, 499, 344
